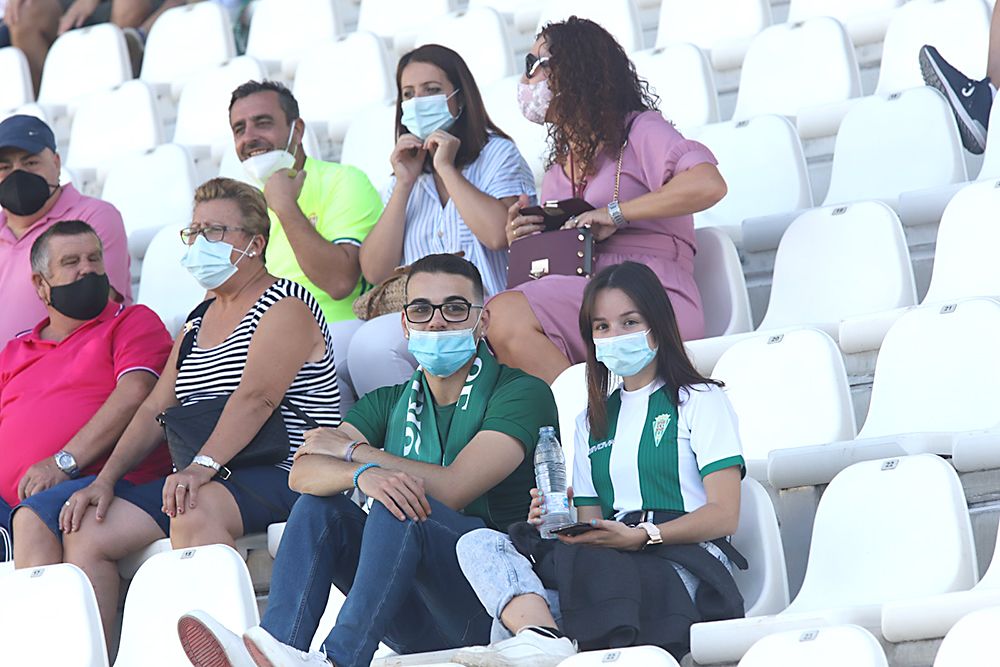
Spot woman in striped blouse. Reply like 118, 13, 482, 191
57, 178, 340, 644
348, 43, 536, 397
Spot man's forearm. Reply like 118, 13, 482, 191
64, 371, 157, 469
273, 204, 361, 299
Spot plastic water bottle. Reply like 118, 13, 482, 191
535, 426, 572, 539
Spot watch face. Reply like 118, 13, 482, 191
55, 452, 74, 470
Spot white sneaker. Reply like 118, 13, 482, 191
177, 610, 256, 667
243, 625, 332, 667
451, 627, 577, 667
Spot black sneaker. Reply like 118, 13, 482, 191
919, 44, 993, 154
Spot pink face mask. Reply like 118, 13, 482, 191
517, 79, 552, 125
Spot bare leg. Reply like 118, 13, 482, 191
486, 292, 571, 384
62, 501, 165, 646
7, 0, 61, 95
500, 593, 559, 634
11, 508, 62, 567
167, 482, 243, 549
109, 0, 154, 28
988, 2, 1000, 84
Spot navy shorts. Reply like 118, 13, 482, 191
116, 465, 299, 537
11, 475, 137, 543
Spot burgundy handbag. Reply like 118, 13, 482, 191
506, 120, 632, 289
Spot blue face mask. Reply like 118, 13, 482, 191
180, 234, 254, 290
594, 329, 657, 378
407, 316, 480, 378
400, 89, 461, 140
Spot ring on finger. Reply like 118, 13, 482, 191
176, 484, 187, 490
64, 500, 71, 506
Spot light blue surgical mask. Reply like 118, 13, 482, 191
407, 315, 480, 378
180, 234, 254, 290
400, 89, 461, 140
594, 329, 657, 378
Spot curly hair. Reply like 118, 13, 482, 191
540, 17, 659, 176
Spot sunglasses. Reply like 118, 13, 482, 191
525, 53, 550, 79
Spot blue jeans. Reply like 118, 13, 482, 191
262, 493, 492, 667
0, 496, 11, 562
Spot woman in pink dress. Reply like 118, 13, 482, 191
487, 16, 728, 383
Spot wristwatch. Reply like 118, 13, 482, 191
54, 450, 79, 478
192, 454, 231, 480
607, 200, 628, 227
636, 521, 662, 547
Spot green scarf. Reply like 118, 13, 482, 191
586, 384, 680, 519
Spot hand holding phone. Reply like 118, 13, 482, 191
550, 521, 598, 537
519, 198, 595, 232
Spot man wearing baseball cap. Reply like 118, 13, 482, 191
0, 114, 132, 345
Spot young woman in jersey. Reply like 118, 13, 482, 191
452, 261, 745, 665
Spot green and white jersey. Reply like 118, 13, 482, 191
573, 379, 743, 518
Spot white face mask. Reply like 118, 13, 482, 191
241, 124, 297, 188
400, 89, 461, 140
517, 78, 552, 125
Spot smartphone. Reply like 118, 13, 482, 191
550, 522, 598, 537
520, 198, 595, 232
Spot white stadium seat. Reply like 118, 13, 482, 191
0, 564, 109, 666
481, 74, 548, 187
631, 43, 719, 131
693, 226, 753, 339
691, 454, 977, 665
655, 0, 772, 71
685, 201, 917, 374
876, 0, 990, 96
732, 477, 791, 617
535, 0, 644, 54
550, 362, 586, 477
173, 56, 267, 166
65, 80, 165, 194
738, 625, 888, 666
246, 0, 344, 79
115, 545, 258, 667
712, 328, 856, 478
769, 298, 1000, 489
415, 7, 516, 88
932, 606, 1000, 667
136, 224, 208, 336
560, 646, 680, 666
689, 114, 812, 233
787, 0, 905, 46
976, 93, 1000, 180
357, 0, 455, 54
294, 31, 395, 156
822, 87, 967, 207
141, 2, 236, 100
0, 47, 34, 112
340, 100, 398, 195
732, 17, 861, 122
37, 24, 131, 116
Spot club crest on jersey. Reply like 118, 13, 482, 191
652, 413, 671, 447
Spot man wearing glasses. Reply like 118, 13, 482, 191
178, 253, 558, 667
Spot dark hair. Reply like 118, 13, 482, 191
540, 17, 658, 176
406, 253, 485, 303
579, 262, 721, 439
229, 80, 300, 124
394, 44, 510, 170
30, 219, 102, 276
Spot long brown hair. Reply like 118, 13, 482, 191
540, 17, 658, 177
579, 262, 721, 440
394, 44, 510, 170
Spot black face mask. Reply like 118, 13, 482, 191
47, 272, 110, 321
0, 169, 55, 216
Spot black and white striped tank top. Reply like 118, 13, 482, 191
174, 279, 341, 471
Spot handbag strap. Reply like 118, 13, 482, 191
613, 116, 639, 204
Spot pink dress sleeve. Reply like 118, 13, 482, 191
630, 111, 718, 191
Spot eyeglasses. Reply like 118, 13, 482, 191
404, 299, 483, 324
525, 53, 550, 79
179, 224, 248, 245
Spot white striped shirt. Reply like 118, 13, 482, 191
385, 134, 537, 297
174, 279, 341, 471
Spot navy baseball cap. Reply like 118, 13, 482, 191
0, 115, 57, 154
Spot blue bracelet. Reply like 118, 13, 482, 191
353, 462, 381, 489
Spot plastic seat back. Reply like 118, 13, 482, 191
560, 646, 680, 666
732, 478, 791, 617
535, 0, 643, 53
114, 545, 258, 667
551, 363, 587, 477
732, 17, 861, 121
357, 0, 455, 47
340, 101, 398, 195
141, 2, 236, 94
933, 606, 1000, 667
415, 7, 515, 88
0, 564, 109, 667
38, 24, 131, 108
0, 47, 35, 111
693, 226, 752, 338
136, 224, 207, 335
656, 0, 771, 54
823, 87, 966, 206
246, 0, 343, 77
859, 298, 1000, 439
739, 625, 888, 666
787, 454, 975, 613
759, 201, 916, 331
787, 0, 904, 45
631, 43, 719, 131
482, 74, 548, 187
713, 328, 856, 465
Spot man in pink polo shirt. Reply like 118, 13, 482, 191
0, 114, 132, 345
0, 220, 172, 564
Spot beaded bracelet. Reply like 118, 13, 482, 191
353, 462, 381, 489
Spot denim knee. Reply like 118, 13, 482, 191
456, 528, 547, 620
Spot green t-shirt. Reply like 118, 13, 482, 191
345, 365, 558, 530
265, 157, 382, 323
